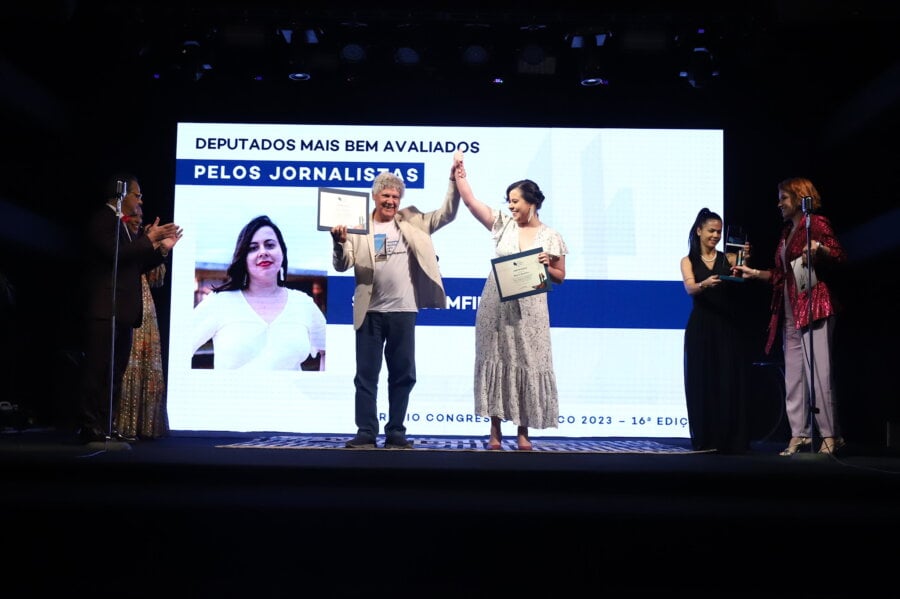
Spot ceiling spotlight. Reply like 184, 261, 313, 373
394, 46, 421, 66
462, 43, 490, 66
300, 28, 320, 44
569, 30, 610, 86
569, 31, 608, 50
175, 39, 213, 82
459, 22, 495, 72
579, 62, 609, 87
580, 76, 608, 87
516, 23, 556, 76
518, 44, 555, 74
679, 46, 719, 88
676, 27, 721, 89
339, 43, 367, 64
281, 26, 321, 81
520, 43, 546, 66
279, 27, 321, 47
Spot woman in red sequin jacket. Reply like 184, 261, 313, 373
735, 177, 847, 456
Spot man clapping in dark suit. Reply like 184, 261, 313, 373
78, 174, 182, 444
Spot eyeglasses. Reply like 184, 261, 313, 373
129, 192, 143, 199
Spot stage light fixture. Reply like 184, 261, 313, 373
328, 20, 374, 84
676, 27, 720, 89
280, 26, 322, 81
516, 24, 556, 76
173, 39, 214, 82
394, 46, 421, 66
300, 28, 320, 45
388, 22, 431, 73
459, 22, 494, 67
462, 42, 490, 66
579, 62, 609, 87
568, 30, 610, 86
332, 19, 371, 65
456, 23, 507, 85
520, 43, 546, 66
340, 42, 367, 64
679, 46, 719, 88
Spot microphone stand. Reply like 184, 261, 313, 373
796, 197, 822, 460
96, 185, 132, 452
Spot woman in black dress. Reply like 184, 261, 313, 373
679, 208, 751, 453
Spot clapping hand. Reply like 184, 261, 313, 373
144, 218, 180, 242
159, 226, 183, 251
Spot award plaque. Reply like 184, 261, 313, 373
317, 187, 370, 234
491, 247, 551, 302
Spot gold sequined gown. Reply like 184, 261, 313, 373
117, 265, 169, 438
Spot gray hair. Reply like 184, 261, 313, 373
371, 171, 405, 198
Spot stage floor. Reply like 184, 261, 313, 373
3, 428, 899, 597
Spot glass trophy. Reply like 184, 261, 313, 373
725, 225, 748, 266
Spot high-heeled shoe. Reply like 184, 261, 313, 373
779, 436, 811, 456
486, 439, 502, 450
516, 426, 532, 451
819, 437, 846, 455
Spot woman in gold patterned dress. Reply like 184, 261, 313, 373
116, 207, 169, 440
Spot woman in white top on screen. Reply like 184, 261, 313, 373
192, 215, 326, 370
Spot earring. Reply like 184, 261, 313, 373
528, 206, 534, 223
243, 274, 248, 288
278, 269, 284, 283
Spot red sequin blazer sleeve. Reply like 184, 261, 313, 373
764, 214, 847, 354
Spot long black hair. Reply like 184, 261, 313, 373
687, 207, 722, 258
214, 215, 288, 292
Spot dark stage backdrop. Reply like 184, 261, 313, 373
1, 11, 896, 444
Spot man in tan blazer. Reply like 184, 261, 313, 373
331, 157, 462, 449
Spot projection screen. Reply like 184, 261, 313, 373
166, 122, 723, 438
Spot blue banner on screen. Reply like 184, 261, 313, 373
166, 122, 723, 438
325, 277, 690, 329
176, 160, 426, 188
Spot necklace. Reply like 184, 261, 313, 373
700, 254, 717, 263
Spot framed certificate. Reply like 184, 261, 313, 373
317, 187, 370, 234
491, 247, 551, 302
790, 256, 817, 293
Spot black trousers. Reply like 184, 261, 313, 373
353, 312, 417, 440
78, 318, 134, 434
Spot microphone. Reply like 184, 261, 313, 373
801, 195, 813, 214
114, 179, 127, 216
